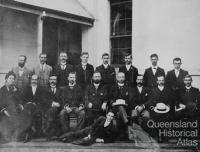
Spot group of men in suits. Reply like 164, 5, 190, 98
0, 51, 199, 144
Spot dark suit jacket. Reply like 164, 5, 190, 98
43, 86, 63, 111
0, 85, 22, 115
62, 85, 84, 108
109, 84, 133, 107
90, 116, 117, 143
75, 63, 94, 90
52, 64, 73, 87
166, 69, 188, 91
143, 67, 165, 88
145, 87, 174, 109
23, 85, 45, 110
85, 84, 108, 110
96, 65, 116, 87
178, 87, 200, 112
128, 86, 151, 111
119, 65, 138, 87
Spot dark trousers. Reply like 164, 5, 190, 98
59, 108, 86, 133
44, 107, 62, 138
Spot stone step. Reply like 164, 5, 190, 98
0, 139, 197, 152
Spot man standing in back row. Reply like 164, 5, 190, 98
11, 55, 31, 95
143, 54, 165, 88
96, 53, 116, 89
166, 57, 188, 91
53, 52, 73, 88
75, 52, 94, 90
119, 53, 138, 88
33, 53, 52, 88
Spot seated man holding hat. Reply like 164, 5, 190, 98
144, 75, 176, 141
109, 72, 133, 139
175, 75, 200, 120
144, 75, 175, 120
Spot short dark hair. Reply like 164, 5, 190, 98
184, 74, 192, 80
173, 57, 181, 63
157, 74, 165, 80
5, 71, 16, 80
68, 71, 76, 77
39, 52, 47, 57
49, 74, 57, 78
102, 53, 109, 58
19, 55, 27, 62
59, 51, 67, 55
93, 70, 101, 76
150, 54, 158, 59
124, 53, 132, 58
81, 52, 89, 56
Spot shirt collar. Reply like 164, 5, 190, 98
93, 83, 100, 88
158, 85, 164, 91
82, 62, 87, 66
103, 64, 109, 69
152, 66, 158, 69
186, 86, 192, 90
118, 83, 124, 87
60, 62, 66, 66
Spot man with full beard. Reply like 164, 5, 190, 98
11, 55, 31, 95
85, 71, 108, 125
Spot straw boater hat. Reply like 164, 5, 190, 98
154, 103, 170, 114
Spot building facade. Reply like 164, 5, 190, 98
0, 0, 200, 87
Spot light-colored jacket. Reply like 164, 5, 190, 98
12, 66, 31, 92
33, 64, 52, 88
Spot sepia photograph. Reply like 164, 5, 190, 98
0, 0, 200, 151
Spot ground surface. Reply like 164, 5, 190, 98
0, 139, 198, 152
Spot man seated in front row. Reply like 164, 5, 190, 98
175, 75, 200, 120
59, 72, 86, 133
144, 75, 175, 141
44, 75, 63, 140
57, 111, 117, 145
129, 75, 151, 131
0, 71, 23, 141
85, 71, 108, 125
109, 72, 133, 139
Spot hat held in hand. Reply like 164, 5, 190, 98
154, 102, 170, 114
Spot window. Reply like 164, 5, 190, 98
110, 0, 132, 65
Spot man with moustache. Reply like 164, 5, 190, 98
23, 74, 46, 137
52, 52, 73, 88
166, 57, 188, 91
175, 75, 200, 120
143, 54, 165, 88
119, 53, 138, 87
43, 75, 63, 139
75, 52, 94, 90
56, 111, 117, 145
85, 71, 108, 125
144, 75, 174, 120
109, 72, 133, 126
129, 75, 150, 130
0, 71, 23, 141
144, 75, 175, 142
59, 72, 85, 133
33, 53, 52, 88
11, 55, 31, 95
96, 53, 116, 89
